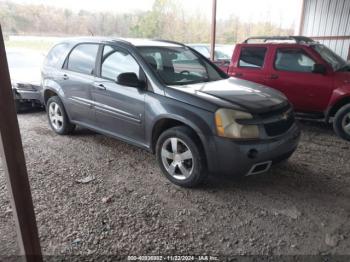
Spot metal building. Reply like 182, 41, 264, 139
299, 0, 350, 60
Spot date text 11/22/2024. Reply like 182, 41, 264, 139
127, 255, 219, 261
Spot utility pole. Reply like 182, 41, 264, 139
210, 0, 217, 61
0, 25, 43, 262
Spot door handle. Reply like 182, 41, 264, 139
63, 74, 69, 80
269, 74, 279, 80
234, 72, 243, 77
96, 84, 106, 91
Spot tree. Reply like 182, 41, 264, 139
0, 1, 295, 44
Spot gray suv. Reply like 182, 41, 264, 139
42, 38, 300, 187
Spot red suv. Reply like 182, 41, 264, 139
228, 36, 350, 141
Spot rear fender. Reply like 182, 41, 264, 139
42, 79, 65, 104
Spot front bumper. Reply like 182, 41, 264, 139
208, 124, 301, 177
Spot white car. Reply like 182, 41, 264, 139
7, 49, 45, 112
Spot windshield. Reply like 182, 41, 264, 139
312, 44, 347, 71
137, 46, 226, 86
189, 45, 233, 60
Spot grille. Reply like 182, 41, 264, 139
258, 103, 290, 118
264, 111, 295, 137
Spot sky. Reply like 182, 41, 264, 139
5, 0, 303, 29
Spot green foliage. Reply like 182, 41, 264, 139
0, 0, 293, 44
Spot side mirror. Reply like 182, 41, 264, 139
312, 64, 327, 74
117, 72, 145, 88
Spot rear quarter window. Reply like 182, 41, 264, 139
44, 43, 70, 68
238, 47, 267, 69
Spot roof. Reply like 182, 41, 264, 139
187, 43, 232, 48
55, 37, 184, 47
121, 38, 183, 47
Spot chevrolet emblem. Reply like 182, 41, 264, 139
281, 112, 289, 120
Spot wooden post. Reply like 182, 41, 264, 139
0, 25, 42, 261
210, 0, 217, 61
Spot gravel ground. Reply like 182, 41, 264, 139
0, 110, 349, 258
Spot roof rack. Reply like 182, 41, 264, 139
243, 36, 316, 44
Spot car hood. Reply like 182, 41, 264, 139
169, 78, 288, 114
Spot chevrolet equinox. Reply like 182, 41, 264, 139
42, 38, 301, 187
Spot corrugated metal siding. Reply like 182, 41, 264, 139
301, 0, 350, 60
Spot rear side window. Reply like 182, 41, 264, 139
239, 47, 267, 69
274, 48, 316, 73
67, 44, 99, 75
45, 43, 69, 68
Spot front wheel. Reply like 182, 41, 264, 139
156, 126, 207, 188
333, 104, 350, 141
47, 96, 75, 135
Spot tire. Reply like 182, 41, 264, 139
156, 126, 207, 188
333, 104, 350, 141
46, 96, 75, 135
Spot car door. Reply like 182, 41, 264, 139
230, 46, 269, 85
92, 45, 146, 144
61, 43, 99, 125
265, 47, 333, 112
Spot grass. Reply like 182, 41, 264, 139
5, 40, 56, 53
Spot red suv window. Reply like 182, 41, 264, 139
238, 47, 267, 69
274, 48, 316, 73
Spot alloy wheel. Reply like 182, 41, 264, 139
49, 102, 64, 131
342, 112, 350, 135
161, 137, 194, 180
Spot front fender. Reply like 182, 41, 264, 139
329, 85, 350, 105
325, 85, 350, 120
145, 94, 215, 138
145, 93, 218, 172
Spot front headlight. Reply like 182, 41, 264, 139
215, 108, 260, 139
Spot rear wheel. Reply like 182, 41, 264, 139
333, 104, 350, 141
156, 126, 207, 188
47, 96, 75, 135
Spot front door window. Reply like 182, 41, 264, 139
274, 48, 316, 73
101, 46, 140, 81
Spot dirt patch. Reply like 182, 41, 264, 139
0, 113, 349, 257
